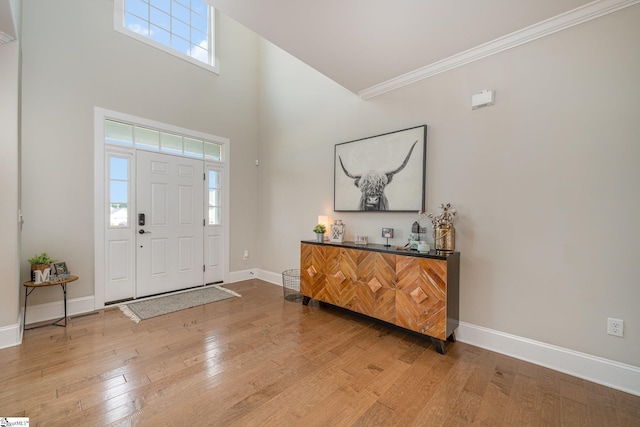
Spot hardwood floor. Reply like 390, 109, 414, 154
2, 279, 639, 426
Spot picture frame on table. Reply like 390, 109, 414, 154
52, 261, 69, 275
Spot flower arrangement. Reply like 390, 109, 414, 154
28, 252, 57, 282
426, 203, 457, 228
313, 224, 327, 234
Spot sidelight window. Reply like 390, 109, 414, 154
208, 169, 221, 225
109, 156, 131, 227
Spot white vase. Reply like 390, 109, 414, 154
330, 219, 345, 243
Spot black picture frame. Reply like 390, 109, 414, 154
52, 261, 68, 275
334, 125, 427, 212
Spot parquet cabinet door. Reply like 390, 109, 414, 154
300, 243, 326, 300
354, 251, 396, 323
324, 247, 357, 309
395, 255, 448, 339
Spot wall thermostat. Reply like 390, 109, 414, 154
472, 90, 495, 110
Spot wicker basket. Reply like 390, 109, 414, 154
31, 263, 51, 281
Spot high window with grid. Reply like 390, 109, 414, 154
114, 0, 217, 72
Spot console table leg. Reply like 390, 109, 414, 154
447, 331, 456, 342
302, 296, 311, 306
62, 283, 68, 327
436, 340, 446, 355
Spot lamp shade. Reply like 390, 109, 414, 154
317, 215, 329, 232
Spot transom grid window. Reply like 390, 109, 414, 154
114, 0, 216, 72
105, 119, 223, 161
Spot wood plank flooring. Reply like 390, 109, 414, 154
2, 279, 639, 426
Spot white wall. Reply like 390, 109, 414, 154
19, 0, 259, 306
0, 39, 20, 328
257, 6, 640, 367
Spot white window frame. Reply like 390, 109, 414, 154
114, 0, 219, 74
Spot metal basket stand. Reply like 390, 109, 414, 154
282, 269, 304, 302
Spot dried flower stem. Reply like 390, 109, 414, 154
425, 203, 457, 228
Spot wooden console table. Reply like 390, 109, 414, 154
23, 276, 78, 331
300, 241, 459, 354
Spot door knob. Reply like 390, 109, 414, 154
139, 229, 151, 234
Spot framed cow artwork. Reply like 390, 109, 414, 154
334, 125, 426, 212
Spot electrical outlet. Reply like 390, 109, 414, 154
607, 318, 624, 337
243, 250, 249, 260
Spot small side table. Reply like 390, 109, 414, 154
23, 276, 78, 331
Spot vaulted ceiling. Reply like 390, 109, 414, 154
206, 0, 613, 97
3, 1, 631, 96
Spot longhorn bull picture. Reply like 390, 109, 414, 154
338, 140, 419, 211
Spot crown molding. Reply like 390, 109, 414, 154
359, 0, 640, 100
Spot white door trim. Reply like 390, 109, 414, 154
93, 107, 230, 309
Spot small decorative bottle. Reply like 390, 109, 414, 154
330, 219, 345, 243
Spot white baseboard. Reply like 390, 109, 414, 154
1, 296, 97, 349
0, 314, 22, 350
24, 295, 96, 326
457, 321, 640, 397
255, 269, 283, 286
227, 268, 282, 286
227, 269, 258, 283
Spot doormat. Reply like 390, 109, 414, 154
119, 285, 241, 323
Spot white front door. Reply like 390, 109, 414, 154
136, 151, 204, 297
